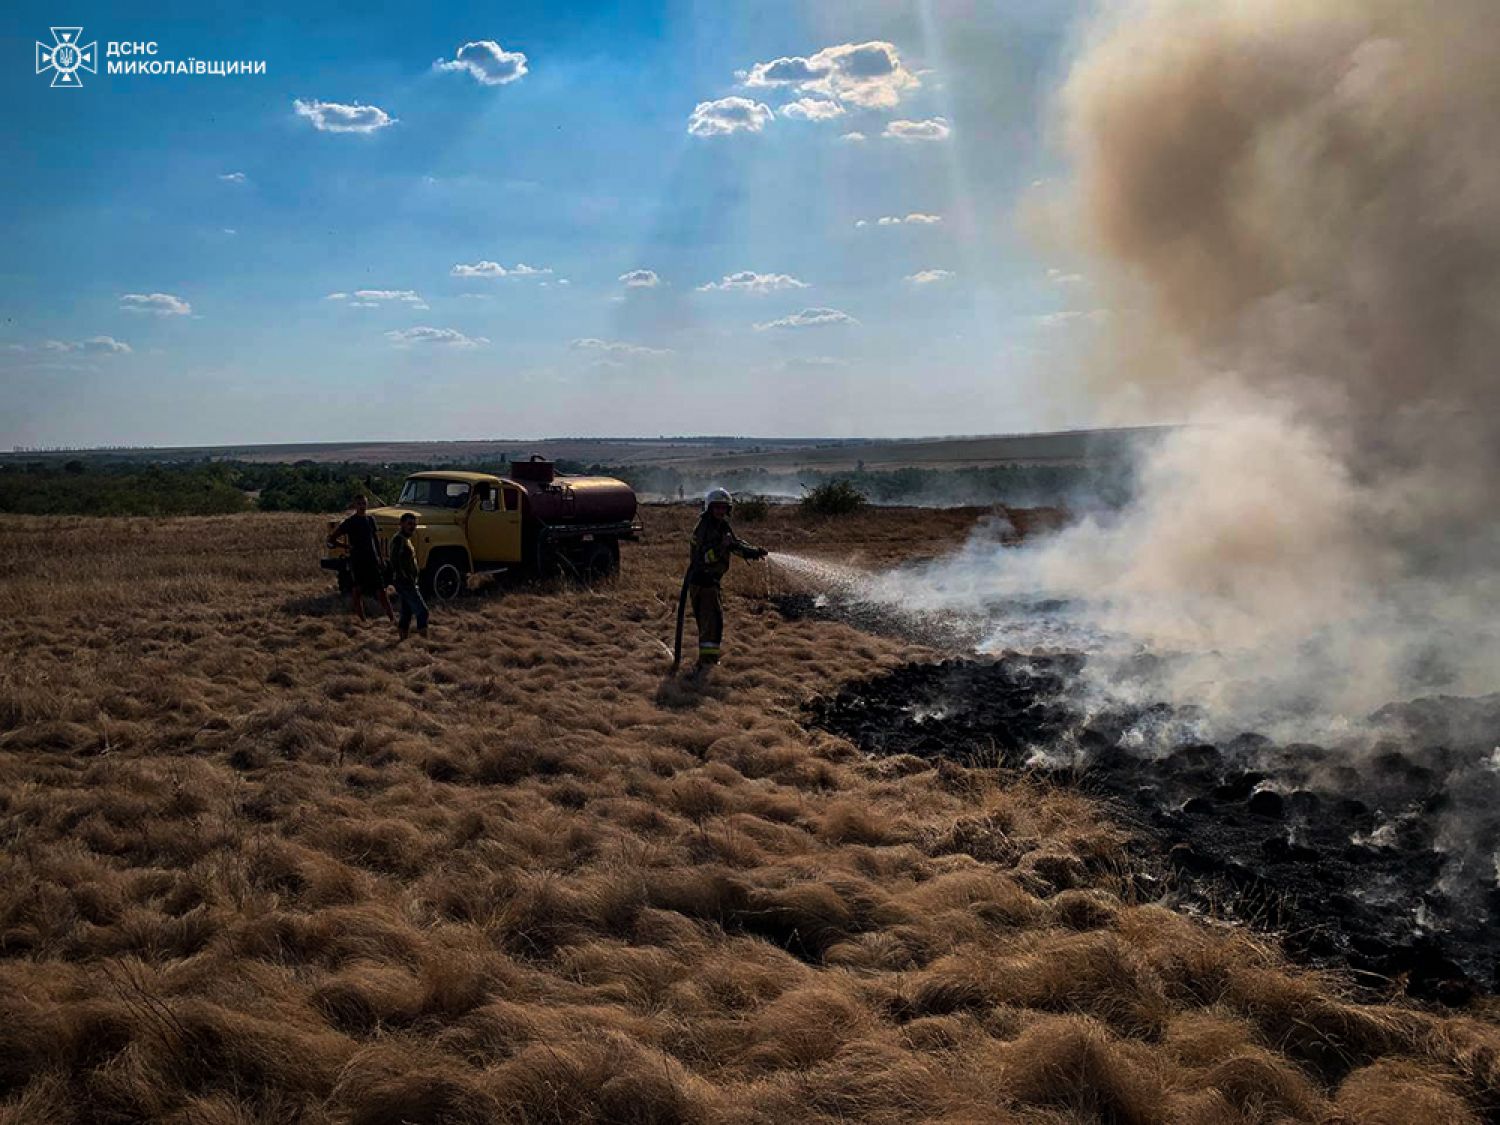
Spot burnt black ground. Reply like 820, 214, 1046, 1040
805, 654, 1500, 1005
773, 591, 984, 650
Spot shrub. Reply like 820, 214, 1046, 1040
800, 479, 867, 516
734, 494, 770, 522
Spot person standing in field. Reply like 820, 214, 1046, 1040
687, 488, 767, 680
389, 511, 429, 640
327, 494, 394, 624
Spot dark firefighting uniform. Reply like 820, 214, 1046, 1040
688, 512, 763, 665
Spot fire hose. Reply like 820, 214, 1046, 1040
671, 564, 694, 674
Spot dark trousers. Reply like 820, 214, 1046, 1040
395, 584, 429, 632
351, 557, 384, 596
690, 584, 723, 664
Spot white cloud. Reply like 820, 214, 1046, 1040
1036, 309, 1110, 328
357, 289, 426, 307
222, 228, 237, 236
740, 56, 825, 86
293, 98, 396, 134
884, 117, 950, 141
754, 307, 858, 330
434, 40, 528, 86
386, 326, 488, 348
744, 42, 918, 110
906, 269, 955, 284
697, 271, 809, 293
119, 293, 191, 316
688, 96, 774, 137
1047, 268, 1086, 285
570, 338, 671, 357
40, 336, 132, 355
779, 97, 844, 122
1037, 311, 1081, 328
218, 171, 246, 184
777, 355, 849, 371
857, 214, 945, 232
619, 269, 661, 288
450, 260, 552, 278
839, 132, 867, 143
327, 289, 429, 309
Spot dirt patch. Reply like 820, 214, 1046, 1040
806, 655, 1500, 1004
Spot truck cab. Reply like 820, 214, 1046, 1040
322, 461, 639, 599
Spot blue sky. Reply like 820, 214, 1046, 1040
2, 0, 1098, 447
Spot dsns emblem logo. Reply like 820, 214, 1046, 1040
36, 27, 97, 87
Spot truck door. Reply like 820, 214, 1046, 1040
467, 482, 523, 564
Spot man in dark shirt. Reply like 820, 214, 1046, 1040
327, 494, 394, 624
390, 512, 429, 639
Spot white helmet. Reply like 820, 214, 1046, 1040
703, 487, 733, 511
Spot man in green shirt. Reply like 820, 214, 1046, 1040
390, 512, 429, 639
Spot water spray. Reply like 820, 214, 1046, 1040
766, 551, 874, 600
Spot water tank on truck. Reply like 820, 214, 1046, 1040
511, 455, 638, 525
510, 456, 639, 578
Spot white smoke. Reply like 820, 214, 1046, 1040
910, 0, 1500, 728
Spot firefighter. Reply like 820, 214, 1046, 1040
687, 487, 767, 679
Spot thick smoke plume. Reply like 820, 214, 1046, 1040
777, 0, 1500, 958
984, 0, 1500, 721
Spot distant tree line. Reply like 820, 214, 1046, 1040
588, 461, 1136, 510
0, 454, 1133, 517
0, 457, 590, 517
0, 460, 251, 516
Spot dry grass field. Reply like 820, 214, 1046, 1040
2, 505, 1499, 1123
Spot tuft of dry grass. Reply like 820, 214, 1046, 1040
1, 504, 1498, 1122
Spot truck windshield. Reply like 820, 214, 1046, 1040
398, 479, 471, 509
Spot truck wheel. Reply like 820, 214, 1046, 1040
529, 537, 557, 578
426, 559, 467, 601
582, 540, 619, 580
